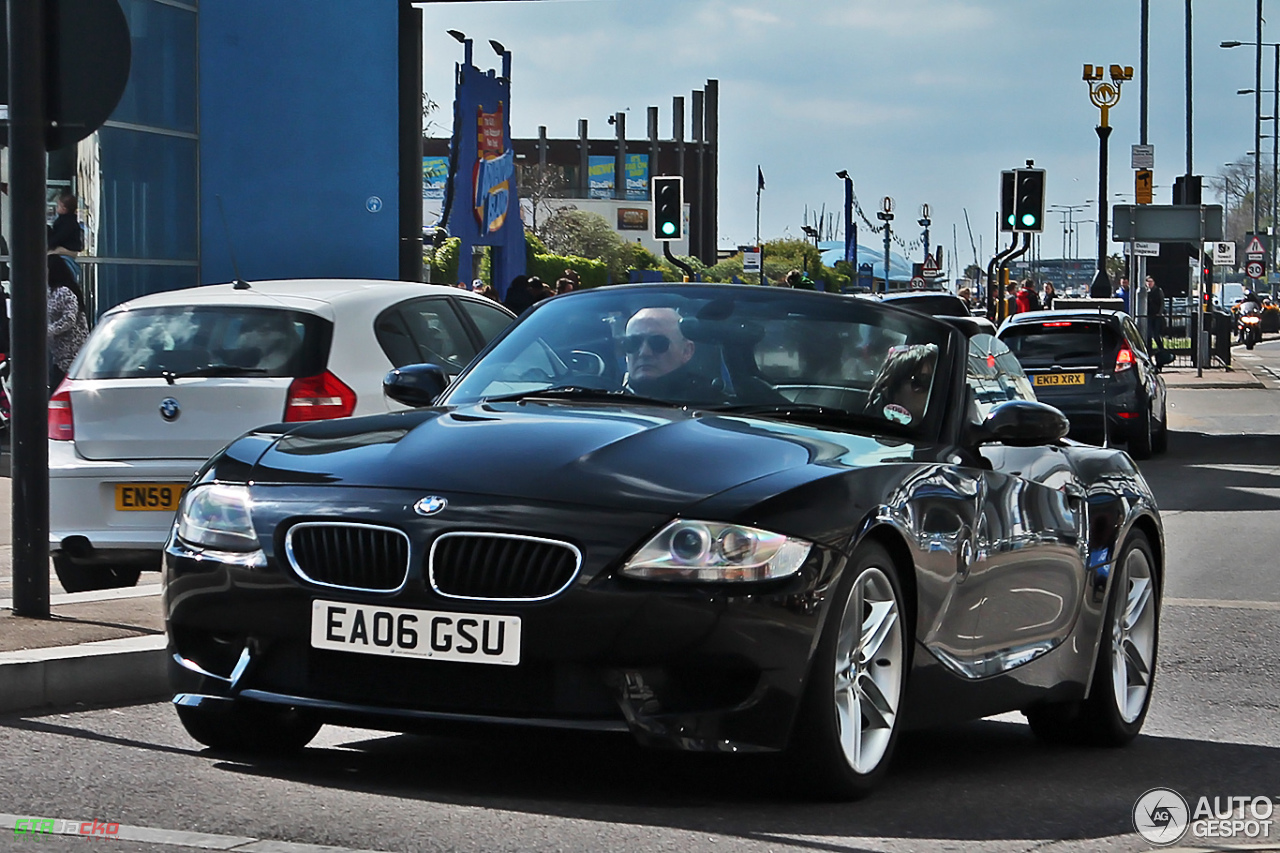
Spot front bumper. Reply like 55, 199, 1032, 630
48, 440, 199, 555
164, 500, 835, 753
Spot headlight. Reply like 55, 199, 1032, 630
176, 484, 260, 552
621, 520, 812, 582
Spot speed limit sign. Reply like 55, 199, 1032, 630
1247, 260, 1265, 280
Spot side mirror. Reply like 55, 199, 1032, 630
969, 399, 1070, 447
1155, 350, 1175, 367
384, 364, 448, 408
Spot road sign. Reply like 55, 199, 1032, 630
1129, 241, 1160, 256
922, 255, 942, 277
1246, 235, 1267, 259
1131, 144, 1154, 169
0, 0, 132, 150
1210, 241, 1236, 266
742, 250, 761, 273
1247, 260, 1265, 280
910, 276, 927, 289
1135, 169, 1153, 205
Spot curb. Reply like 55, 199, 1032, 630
0, 635, 168, 715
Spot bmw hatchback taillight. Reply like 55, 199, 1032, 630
1115, 344, 1135, 373
48, 379, 74, 440
283, 371, 357, 422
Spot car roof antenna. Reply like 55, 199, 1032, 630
216, 194, 251, 290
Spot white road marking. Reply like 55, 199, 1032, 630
0, 813, 392, 852
1165, 597, 1280, 611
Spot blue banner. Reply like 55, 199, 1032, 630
588, 154, 649, 200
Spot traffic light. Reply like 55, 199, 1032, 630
1000, 170, 1015, 232
1013, 168, 1046, 232
652, 176, 683, 240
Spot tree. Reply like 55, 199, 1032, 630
1217, 155, 1275, 248
540, 208, 623, 260
519, 163, 570, 239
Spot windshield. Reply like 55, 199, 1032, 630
1001, 321, 1120, 367
885, 294, 970, 317
74, 306, 331, 380
443, 285, 953, 435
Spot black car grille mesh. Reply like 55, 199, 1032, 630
286, 523, 410, 592
430, 533, 580, 601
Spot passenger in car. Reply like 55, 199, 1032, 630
866, 343, 938, 425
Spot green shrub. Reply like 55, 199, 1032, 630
530, 253, 608, 288
428, 237, 461, 284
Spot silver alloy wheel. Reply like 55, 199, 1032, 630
1112, 545, 1157, 723
833, 565, 904, 774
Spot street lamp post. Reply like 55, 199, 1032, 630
918, 204, 932, 268
1223, 29, 1273, 243
1083, 63, 1133, 295
876, 196, 895, 293
836, 171, 857, 284
801, 225, 819, 278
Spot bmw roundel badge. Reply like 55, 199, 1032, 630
414, 495, 448, 516
159, 397, 181, 422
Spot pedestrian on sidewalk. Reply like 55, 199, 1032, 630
47, 254, 89, 395
1145, 274, 1165, 351
1115, 277, 1131, 314
1014, 279, 1041, 314
1042, 281, 1057, 310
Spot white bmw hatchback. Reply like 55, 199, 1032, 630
48, 279, 514, 592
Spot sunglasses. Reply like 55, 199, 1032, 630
622, 333, 672, 355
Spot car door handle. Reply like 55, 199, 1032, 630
1061, 483, 1085, 508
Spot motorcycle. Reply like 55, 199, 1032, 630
1238, 301, 1263, 350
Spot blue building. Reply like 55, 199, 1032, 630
29, 0, 420, 316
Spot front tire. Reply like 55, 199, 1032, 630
53, 554, 143, 593
176, 701, 321, 755
792, 541, 909, 799
1026, 530, 1159, 746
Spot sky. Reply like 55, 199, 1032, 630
419, 0, 1268, 272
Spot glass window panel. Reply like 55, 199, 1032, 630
110, 0, 197, 132
92, 263, 199, 318
98, 128, 197, 261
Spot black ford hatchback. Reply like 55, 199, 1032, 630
998, 310, 1172, 458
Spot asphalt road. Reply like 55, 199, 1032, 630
3, 352, 1280, 853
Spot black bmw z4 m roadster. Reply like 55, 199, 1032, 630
165, 283, 1164, 799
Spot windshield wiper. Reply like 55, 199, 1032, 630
480, 386, 683, 408
714, 403, 907, 433
161, 364, 269, 385
714, 402, 846, 416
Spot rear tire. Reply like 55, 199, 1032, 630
176, 701, 320, 755
1025, 530, 1159, 746
1151, 416, 1168, 454
53, 554, 143, 593
1128, 408, 1153, 460
790, 541, 909, 800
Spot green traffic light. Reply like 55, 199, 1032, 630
1021, 214, 1037, 227
1006, 214, 1015, 226
662, 222, 676, 235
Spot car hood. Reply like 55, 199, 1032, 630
248, 401, 920, 513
